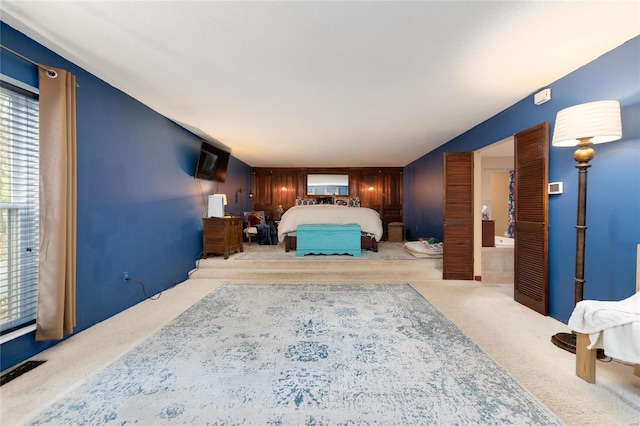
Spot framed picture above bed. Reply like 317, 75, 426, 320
306, 174, 349, 196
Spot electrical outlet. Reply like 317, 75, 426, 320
123, 271, 129, 282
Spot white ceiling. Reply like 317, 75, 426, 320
2, 1, 638, 168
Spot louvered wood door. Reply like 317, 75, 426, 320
443, 152, 474, 280
514, 123, 549, 315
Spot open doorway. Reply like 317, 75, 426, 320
470, 124, 550, 316
474, 137, 514, 293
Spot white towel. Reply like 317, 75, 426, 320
567, 292, 640, 334
403, 241, 443, 257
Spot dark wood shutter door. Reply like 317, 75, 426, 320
514, 123, 549, 315
443, 152, 474, 280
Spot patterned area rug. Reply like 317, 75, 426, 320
28, 284, 561, 425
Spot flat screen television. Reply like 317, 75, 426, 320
194, 141, 230, 182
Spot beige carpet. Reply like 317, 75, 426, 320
2, 242, 639, 425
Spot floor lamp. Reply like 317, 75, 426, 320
550, 100, 622, 353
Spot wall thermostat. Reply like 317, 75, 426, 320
548, 182, 563, 194
534, 88, 551, 105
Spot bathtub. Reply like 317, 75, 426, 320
495, 236, 514, 247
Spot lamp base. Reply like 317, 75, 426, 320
551, 332, 577, 352
551, 332, 607, 359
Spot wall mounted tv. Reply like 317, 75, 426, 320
194, 141, 230, 182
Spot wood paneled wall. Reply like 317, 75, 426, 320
251, 167, 404, 239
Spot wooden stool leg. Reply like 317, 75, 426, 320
576, 332, 596, 383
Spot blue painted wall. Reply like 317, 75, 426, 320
404, 36, 640, 323
0, 23, 253, 370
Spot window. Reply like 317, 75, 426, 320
0, 78, 40, 339
306, 174, 349, 196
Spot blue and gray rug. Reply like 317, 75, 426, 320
29, 283, 562, 425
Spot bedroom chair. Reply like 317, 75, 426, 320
243, 211, 274, 245
243, 215, 260, 245
244, 225, 258, 245
570, 244, 640, 383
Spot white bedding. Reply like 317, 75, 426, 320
567, 292, 640, 363
588, 323, 640, 364
277, 205, 383, 242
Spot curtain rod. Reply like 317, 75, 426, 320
0, 44, 79, 87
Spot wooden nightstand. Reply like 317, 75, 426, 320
202, 217, 243, 259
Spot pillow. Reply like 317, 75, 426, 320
243, 210, 266, 225
334, 196, 361, 207
248, 214, 261, 227
316, 196, 333, 205
295, 197, 316, 206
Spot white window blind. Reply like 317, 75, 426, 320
0, 81, 40, 336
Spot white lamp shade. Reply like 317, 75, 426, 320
552, 100, 622, 147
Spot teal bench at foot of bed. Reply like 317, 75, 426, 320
296, 224, 362, 257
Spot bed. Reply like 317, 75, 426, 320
277, 205, 383, 252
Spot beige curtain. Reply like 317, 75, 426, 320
35, 66, 77, 341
